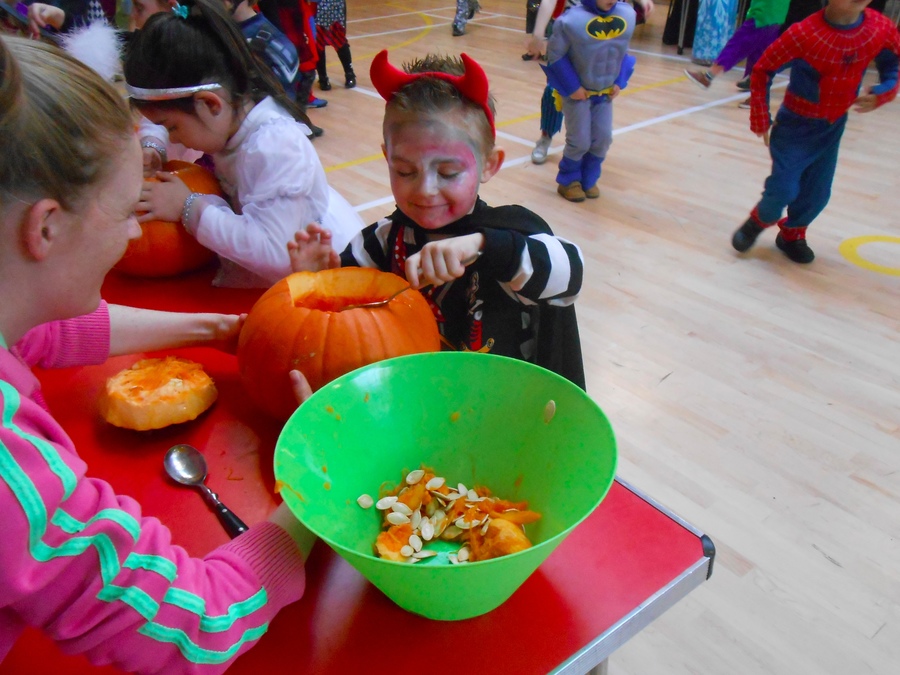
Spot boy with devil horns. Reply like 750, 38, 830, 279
288, 50, 587, 388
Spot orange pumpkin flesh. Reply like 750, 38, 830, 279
114, 160, 220, 278
237, 268, 441, 420
98, 356, 218, 431
369, 467, 541, 563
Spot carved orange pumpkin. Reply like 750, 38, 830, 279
114, 160, 220, 277
237, 267, 441, 420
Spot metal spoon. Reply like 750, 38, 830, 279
339, 252, 483, 311
164, 444, 248, 538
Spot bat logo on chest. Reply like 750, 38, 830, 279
586, 15, 628, 40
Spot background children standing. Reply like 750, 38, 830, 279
731, 0, 900, 263
124, 0, 363, 288
685, 0, 790, 106
314, 0, 356, 89
544, 0, 637, 202
289, 50, 586, 388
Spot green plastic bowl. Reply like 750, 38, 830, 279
274, 352, 617, 620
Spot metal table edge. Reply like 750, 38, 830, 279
548, 476, 715, 675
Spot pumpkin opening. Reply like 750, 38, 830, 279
286, 268, 409, 312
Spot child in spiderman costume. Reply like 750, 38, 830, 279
731, 0, 900, 264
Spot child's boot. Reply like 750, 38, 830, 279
732, 207, 775, 252
558, 181, 586, 202
775, 223, 815, 263
316, 52, 331, 91
583, 184, 600, 199
337, 44, 356, 88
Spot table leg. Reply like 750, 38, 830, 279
586, 659, 609, 675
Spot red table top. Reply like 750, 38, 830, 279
1, 270, 709, 674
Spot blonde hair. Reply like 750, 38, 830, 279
385, 54, 497, 158
0, 36, 134, 213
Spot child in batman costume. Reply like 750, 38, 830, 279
544, 0, 637, 201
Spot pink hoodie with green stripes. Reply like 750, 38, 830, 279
0, 304, 306, 672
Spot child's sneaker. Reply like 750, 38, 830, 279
738, 97, 751, 109
775, 233, 815, 263
584, 184, 600, 199
732, 215, 766, 252
558, 181, 586, 202
531, 135, 552, 164
308, 96, 328, 109
684, 69, 712, 89
736, 76, 750, 91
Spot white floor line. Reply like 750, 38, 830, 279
351, 81, 789, 213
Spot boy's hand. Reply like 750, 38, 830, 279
635, 0, 654, 15
405, 233, 484, 289
569, 87, 588, 101
609, 84, 622, 100
757, 129, 770, 147
287, 225, 340, 273
290, 369, 313, 406
137, 172, 191, 223
525, 34, 546, 59
853, 91, 878, 113
27, 3, 65, 35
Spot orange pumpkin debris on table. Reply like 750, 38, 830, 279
98, 356, 218, 431
114, 161, 220, 278
237, 267, 440, 420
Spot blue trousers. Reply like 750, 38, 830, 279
757, 107, 847, 230
557, 95, 613, 188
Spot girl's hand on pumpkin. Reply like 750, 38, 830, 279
209, 313, 246, 354
142, 147, 164, 177
137, 172, 191, 223
405, 233, 484, 289
287, 225, 340, 272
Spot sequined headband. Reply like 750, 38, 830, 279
369, 49, 495, 138
125, 83, 224, 101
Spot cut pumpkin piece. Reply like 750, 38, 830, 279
98, 356, 217, 431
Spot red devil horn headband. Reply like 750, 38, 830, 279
369, 49, 495, 138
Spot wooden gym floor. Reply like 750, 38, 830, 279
309, 2, 900, 673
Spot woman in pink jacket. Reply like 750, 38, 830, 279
0, 35, 313, 672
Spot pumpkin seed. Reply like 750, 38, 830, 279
466, 489, 479, 501
406, 469, 425, 485
420, 519, 435, 541
441, 525, 463, 539
375, 496, 398, 510
480, 517, 491, 535
457, 482, 467, 496
400, 545, 414, 557
409, 534, 423, 552
544, 399, 556, 423
454, 517, 472, 530
425, 476, 445, 490
411, 510, 422, 529
457, 546, 470, 562
386, 511, 410, 525
391, 502, 413, 516
356, 494, 374, 509
413, 550, 437, 559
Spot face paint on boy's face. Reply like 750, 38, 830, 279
383, 114, 484, 231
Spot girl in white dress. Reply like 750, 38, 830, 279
124, 0, 363, 288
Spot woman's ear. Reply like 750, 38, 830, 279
480, 146, 505, 183
21, 199, 62, 261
